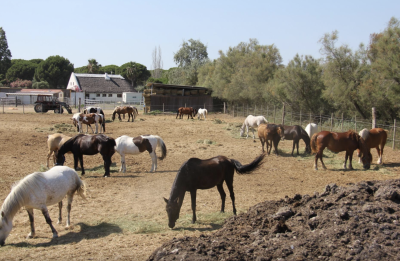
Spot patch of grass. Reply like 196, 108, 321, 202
213, 118, 225, 124
38, 164, 49, 172
147, 110, 163, 115
84, 162, 119, 175
197, 139, 216, 145
36, 123, 76, 133
177, 211, 231, 228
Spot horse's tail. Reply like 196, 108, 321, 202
310, 133, 319, 154
230, 153, 266, 174
76, 178, 87, 200
176, 109, 180, 119
263, 116, 268, 123
100, 114, 106, 132
112, 111, 116, 121
154, 136, 167, 160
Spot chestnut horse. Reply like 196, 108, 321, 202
283, 125, 311, 155
163, 153, 265, 228
311, 131, 371, 170
112, 106, 137, 122
357, 128, 388, 164
257, 123, 285, 155
176, 107, 196, 119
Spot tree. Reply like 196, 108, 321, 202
319, 31, 370, 119
151, 46, 163, 79
87, 59, 101, 74
6, 60, 37, 82
0, 27, 12, 80
34, 55, 74, 89
101, 65, 120, 75
120, 62, 150, 87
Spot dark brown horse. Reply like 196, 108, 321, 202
257, 123, 285, 155
176, 107, 196, 119
55, 134, 116, 177
311, 131, 371, 170
357, 128, 388, 165
283, 125, 311, 155
163, 153, 266, 228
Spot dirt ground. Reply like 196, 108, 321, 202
0, 108, 399, 260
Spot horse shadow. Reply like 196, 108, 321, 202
174, 222, 223, 232
9, 222, 122, 248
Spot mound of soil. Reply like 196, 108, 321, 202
148, 179, 400, 261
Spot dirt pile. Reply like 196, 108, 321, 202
149, 179, 400, 261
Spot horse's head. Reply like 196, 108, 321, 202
358, 136, 372, 169
277, 125, 285, 141
54, 152, 66, 166
239, 127, 244, 137
111, 112, 116, 121
0, 211, 13, 246
163, 197, 180, 228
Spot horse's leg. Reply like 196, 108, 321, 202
57, 201, 62, 224
102, 154, 112, 177
246, 125, 249, 138
149, 151, 157, 172
315, 148, 327, 170
273, 139, 279, 155
260, 137, 265, 153
119, 153, 125, 172
252, 128, 255, 140
47, 150, 52, 168
66, 193, 73, 227
348, 151, 354, 170
357, 148, 362, 163
216, 184, 226, 213
79, 155, 85, 175
119, 113, 122, 121
190, 190, 197, 224
94, 122, 98, 134
41, 207, 58, 238
291, 141, 295, 156
224, 178, 237, 215
376, 146, 382, 164
296, 139, 300, 155
26, 208, 35, 238
73, 154, 79, 171
343, 152, 348, 170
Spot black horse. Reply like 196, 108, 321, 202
55, 134, 116, 177
282, 125, 311, 155
83, 107, 105, 132
163, 153, 266, 228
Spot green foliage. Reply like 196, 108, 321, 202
101, 64, 120, 75
34, 55, 74, 88
0, 27, 12, 77
120, 62, 151, 87
6, 60, 37, 81
29, 59, 44, 65
87, 59, 101, 74
74, 66, 88, 73
32, 81, 50, 89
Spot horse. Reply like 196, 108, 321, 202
84, 107, 106, 132
176, 107, 196, 119
240, 115, 268, 139
55, 134, 116, 177
305, 123, 318, 140
197, 108, 208, 120
163, 153, 265, 228
46, 133, 72, 168
282, 125, 311, 155
0, 166, 86, 246
112, 106, 137, 122
115, 135, 167, 173
72, 113, 104, 134
310, 131, 371, 170
357, 128, 388, 165
257, 123, 285, 155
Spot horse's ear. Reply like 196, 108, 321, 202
163, 197, 169, 204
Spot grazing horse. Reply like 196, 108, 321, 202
176, 107, 196, 119
72, 113, 104, 134
55, 134, 116, 177
197, 108, 208, 120
310, 131, 371, 170
0, 166, 86, 246
112, 106, 137, 122
283, 125, 311, 155
357, 128, 388, 164
257, 123, 285, 155
240, 115, 268, 139
115, 135, 167, 173
84, 107, 106, 132
305, 123, 318, 140
46, 133, 72, 168
163, 153, 265, 228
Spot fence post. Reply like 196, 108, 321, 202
393, 119, 396, 150
341, 113, 344, 131
372, 107, 376, 129
23, 104, 25, 114
266, 105, 269, 119
274, 105, 276, 123
224, 102, 226, 114
78, 98, 81, 112
290, 110, 292, 125
2, 103, 4, 113
330, 113, 333, 131
319, 113, 322, 131
282, 103, 286, 125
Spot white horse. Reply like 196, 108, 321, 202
0, 166, 86, 246
197, 108, 208, 120
115, 135, 167, 173
240, 115, 268, 139
305, 123, 318, 139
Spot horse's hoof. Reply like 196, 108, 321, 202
27, 233, 35, 239
52, 234, 58, 239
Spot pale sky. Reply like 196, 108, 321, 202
1, 0, 398, 70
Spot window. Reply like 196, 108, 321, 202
108, 94, 112, 97
117, 94, 122, 98
96, 94, 100, 97
102, 94, 106, 97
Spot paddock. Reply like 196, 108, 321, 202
0, 111, 399, 260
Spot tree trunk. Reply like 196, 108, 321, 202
352, 100, 367, 119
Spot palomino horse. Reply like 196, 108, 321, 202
311, 131, 371, 170
283, 125, 311, 155
84, 107, 105, 131
112, 106, 138, 122
72, 113, 105, 134
240, 115, 268, 139
305, 123, 318, 140
357, 128, 388, 164
56, 134, 116, 177
197, 108, 208, 120
176, 107, 196, 119
115, 135, 167, 173
0, 166, 86, 246
163, 153, 265, 228
257, 123, 285, 155
46, 133, 71, 168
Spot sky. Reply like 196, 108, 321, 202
1, 0, 399, 71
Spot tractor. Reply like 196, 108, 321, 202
34, 95, 73, 114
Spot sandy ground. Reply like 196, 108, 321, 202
0, 107, 399, 260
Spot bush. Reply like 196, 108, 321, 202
32, 81, 50, 89
10, 79, 32, 88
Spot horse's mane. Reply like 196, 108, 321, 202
1, 172, 46, 217
58, 135, 82, 155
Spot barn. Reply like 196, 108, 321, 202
144, 83, 213, 112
